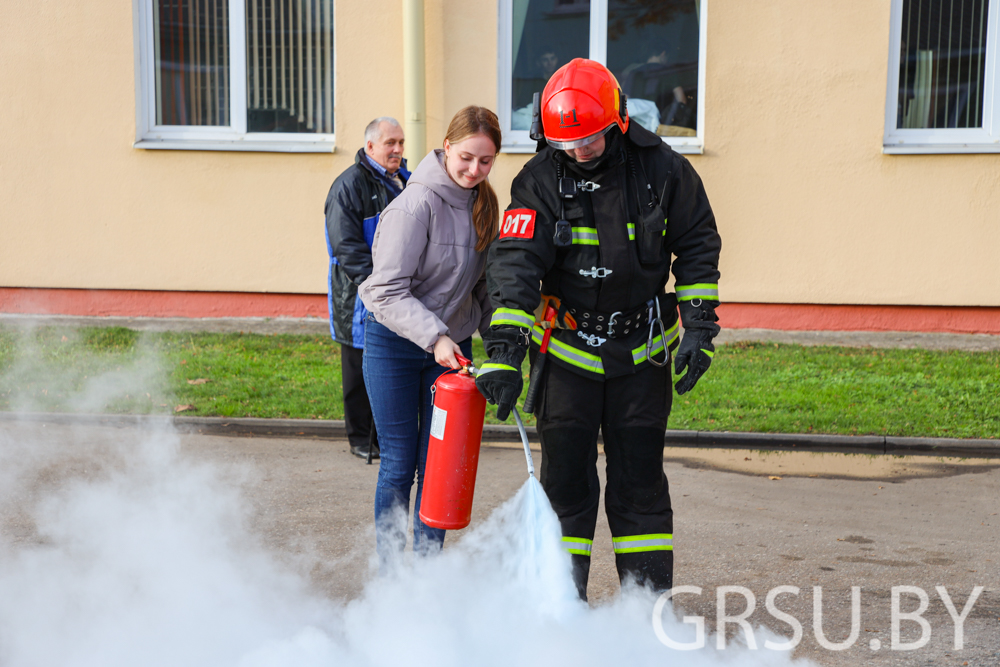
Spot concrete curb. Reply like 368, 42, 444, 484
2, 411, 998, 459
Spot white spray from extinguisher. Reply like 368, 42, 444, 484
510, 406, 553, 585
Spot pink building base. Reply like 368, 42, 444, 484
2, 288, 999, 335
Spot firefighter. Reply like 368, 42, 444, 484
475, 58, 722, 600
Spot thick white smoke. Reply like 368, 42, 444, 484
0, 332, 810, 666
0, 426, 332, 667
0, 422, 811, 667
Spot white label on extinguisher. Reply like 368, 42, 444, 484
429, 405, 447, 441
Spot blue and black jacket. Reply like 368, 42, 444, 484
324, 148, 409, 348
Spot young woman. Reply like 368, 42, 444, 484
359, 106, 500, 568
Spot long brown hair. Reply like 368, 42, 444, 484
444, 106, 501, 252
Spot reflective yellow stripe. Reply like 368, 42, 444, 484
676, 284, 720, 302
529, 319, 681, 373
562, 536, 593, 556
627, 223, 666, 239
532, 326, 604, 375
479, 363, 517, 373
612, 533, 673, 554
490, 308, 535, 328
571, 227, 599, 246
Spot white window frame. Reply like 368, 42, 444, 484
497, 0, 708, 155
884, 0, 1000, 154
132, 0, 335, 153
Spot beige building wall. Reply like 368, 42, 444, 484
698, 1, 1000, 307
2, 0, 998, 306
1, 1, 407, 295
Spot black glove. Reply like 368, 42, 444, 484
674, 301, 720, 395
475, 326, 528, 420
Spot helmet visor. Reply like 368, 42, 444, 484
545, 124, 613, 150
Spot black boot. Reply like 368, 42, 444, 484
365, 425, 380, 464
570, 553, 590, 601
349, 442, 372, 459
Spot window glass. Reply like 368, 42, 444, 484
246, 0, 333, 133
897, 0, 988, 129
606, 0, 700, 137
155, 0, 230, 126
510, 0, 590, 130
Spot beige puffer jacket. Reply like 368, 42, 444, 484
359, 149, 493, 351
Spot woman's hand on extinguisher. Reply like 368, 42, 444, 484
433, 334, 463, 368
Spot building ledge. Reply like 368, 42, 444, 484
134, 140, 335, 154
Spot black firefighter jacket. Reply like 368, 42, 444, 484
324, 148, 408, 347
485, 123, 721, 380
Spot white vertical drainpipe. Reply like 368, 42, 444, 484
403, 0, 427, 160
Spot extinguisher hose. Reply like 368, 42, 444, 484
452, 354, 534, 477
512, 407, 535, 478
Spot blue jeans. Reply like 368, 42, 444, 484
362, 316, 473, 568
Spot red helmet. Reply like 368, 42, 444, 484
540, 58, 629, 150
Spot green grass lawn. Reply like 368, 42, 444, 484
1, 326, 998, 438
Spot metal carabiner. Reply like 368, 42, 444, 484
646, 297, 669, 367
577, 331, 606, 347
606, 310, 622, 336
579, 266, 613, 279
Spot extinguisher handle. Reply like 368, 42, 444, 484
522, 318, 554, 415
522, 353, 546, 414
454, 353, 473, 371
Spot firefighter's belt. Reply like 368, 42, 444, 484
566, 302, 650, 339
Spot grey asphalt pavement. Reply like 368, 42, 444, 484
2, 418, 997, 666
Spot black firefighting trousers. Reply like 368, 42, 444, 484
534, 357, 674, 600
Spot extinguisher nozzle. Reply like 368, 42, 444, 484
512, 407, 535, 478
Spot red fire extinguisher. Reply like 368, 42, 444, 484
419, 354, 487, 530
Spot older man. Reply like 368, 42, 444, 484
325, 117, 408, 460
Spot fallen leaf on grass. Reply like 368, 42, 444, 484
768, 476, 782, 481
186, 378, 210, 385
174, 404, 195, 413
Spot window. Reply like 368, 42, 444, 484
133, 0, 335, 152
884, 0, 1000, 153
498, 0, 707, 153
